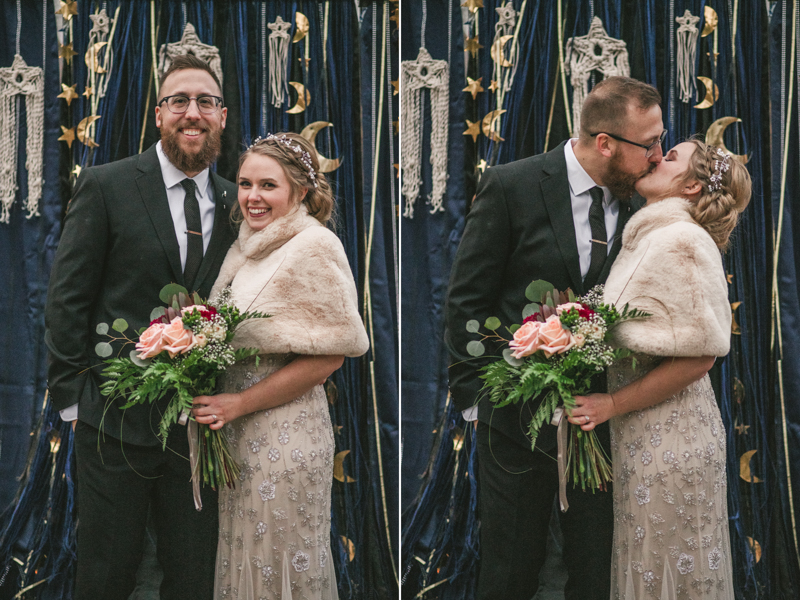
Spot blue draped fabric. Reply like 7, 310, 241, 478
401, 1, 800, 597
0, 2, 398, 598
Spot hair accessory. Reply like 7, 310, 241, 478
249, 134, 318, 188
708, 148, 731, 192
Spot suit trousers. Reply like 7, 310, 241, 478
73, 421, 219, 600
475, 421, 614, 600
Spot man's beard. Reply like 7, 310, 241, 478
604, 152, 654, 200
160, 124, 222, 174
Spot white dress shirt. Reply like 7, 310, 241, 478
59, 142, 217, 422
461, 140, 619, 423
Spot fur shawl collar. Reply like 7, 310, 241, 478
602, 197, 731, 357
210, 205, 369, 358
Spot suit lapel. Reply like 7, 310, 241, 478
540, 142, 583, 294
193, 171, 234, 291
135, 145, 184, 285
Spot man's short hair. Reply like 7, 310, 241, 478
579, 76, 661, 139
158, 54, 222, 100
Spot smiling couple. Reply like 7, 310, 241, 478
445, 76, 751, 599
45, 54, 367, 600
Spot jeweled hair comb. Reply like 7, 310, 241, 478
250, 134, 319, 188
708, 148, 730, 193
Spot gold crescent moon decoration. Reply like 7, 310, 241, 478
746, 537, 762, 563
293, 12, 309, 43
733, 377, 745, 404
491, 35, 513, 68
706, 117, 749, 164
339, 536, 356, 562
731, 301, 742, 335
85, 41, 108, 73
694, 76, 719, 109
77, 115, 102, 148
333, 450, 355, 482
300, 121, 342, 173
285, 82, 311, 114
482, 109, 507, 142
701, 6, 718, 37
739, 449, 762, 483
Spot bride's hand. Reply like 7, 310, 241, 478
192, 393, 243, 430
567, 393, 616, 431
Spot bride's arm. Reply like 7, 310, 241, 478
566, 355, 716, 431
191, 354, 344, 429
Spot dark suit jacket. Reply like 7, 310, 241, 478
444, 141, 640, 451
45, 144, 238, 446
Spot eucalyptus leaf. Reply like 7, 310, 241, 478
150, 306, 166, 322
502, 348, 524, 367
130, 350, 151, 367
112, 318, 128, 333
95, 342, 113, 358
466, 319, 480, 333
522, 303, 540, 318
178, 292, 188, 307
193, 292, 203, 305
96, 322, 109, 335
568, 289, 576, 302
159, 283, 189, 304
525, 279, 554, 302
484, 316, 501, 331
466, 340, 486, 357
509, 323, 521, 334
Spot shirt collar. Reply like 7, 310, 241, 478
564, 139, 611, 203
156, 140, 212, 201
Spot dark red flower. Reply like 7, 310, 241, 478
578, 305, 596, 320
523, 313, 541, 324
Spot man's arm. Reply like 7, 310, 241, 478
444, 167, 511, 413
45, 169, 109, 412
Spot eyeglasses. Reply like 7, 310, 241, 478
590, 129, 667, 158
158, 94, 224, 114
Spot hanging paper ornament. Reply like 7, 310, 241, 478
268, 16, 292, 108
0, 54, 44, 223
158, 23, 223, 86
401, 47, 449, 218
565, 17, 630, 135
676, 10, 700, 104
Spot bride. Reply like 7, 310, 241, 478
191, 133, 369, 599
567, 139, 751, 599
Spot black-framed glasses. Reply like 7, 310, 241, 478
158, 94, 224, 114
590, 129, 667, 158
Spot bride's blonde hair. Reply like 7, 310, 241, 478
682, 139, 752, 250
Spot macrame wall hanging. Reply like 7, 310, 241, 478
0, 47, 44, 223
565, 16, 629, 135
158, 23, 223, 85
676, 10, 701, 104
268, 16, 292, 108
401, 47, 449, 218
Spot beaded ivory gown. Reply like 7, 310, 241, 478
608, 355, 734, 599
215, 356, 338, 600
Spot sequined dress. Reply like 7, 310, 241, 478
608, 354, 734, 599
214, 355, 339, 600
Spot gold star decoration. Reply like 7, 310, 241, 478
478, 159, 488, 173
391, 80, 399, 95
734, 420, 750, 435
393, 163, 400, 178
58, 43, 77, 64
57, 83, 79, 106
461, 0, 484, 13
464, 36, 484, 58
727, 274, 733, 284
489, 79, 500, 92
56, 0, 78, 21
462, 76, 484, 100
72, 165, 82, 178
298, 57, 311, 67
83, 86, 93, 98
463, 119, 481, 142
58, 126, 76, 148
390, 6, 399, 24
392, 120, 399, 135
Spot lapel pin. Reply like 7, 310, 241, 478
222, 190, 227, 198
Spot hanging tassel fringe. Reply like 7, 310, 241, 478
676, 10, 701, 104
268, 16, 291, 108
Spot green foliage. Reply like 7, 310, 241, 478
466, 319, 480, 333
150, 307, 166, 322
95, 342, 112, 357
525, 280, 554, 302
96, 322, 109, 335
484, 316, 501, 331
159, 283, 189, 304
112, 318, 128, 333
467, 340, 485, 357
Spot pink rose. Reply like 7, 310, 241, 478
136, 322, 167, 359
161, 317, 197, 358
181, 304, 206, 316
556, 302, 583, 315
509, 320, 543, 359
537, 315, 576, 358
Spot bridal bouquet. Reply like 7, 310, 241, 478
466, 280, 648, 494
95, 284, 269, 491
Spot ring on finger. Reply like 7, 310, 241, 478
212, 414, 217, 421
584, 415, 590, 423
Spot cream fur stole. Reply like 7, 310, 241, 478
210, 205, 369, 357
602, 197, 731, 358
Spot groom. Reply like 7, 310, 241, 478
445, 77, 664, 599
45, 55, 237, 600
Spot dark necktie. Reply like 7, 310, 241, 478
583, 186, 607, 290
181, 178, 203, 291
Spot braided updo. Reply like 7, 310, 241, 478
235, 132, 335, 225
683, 139, 751, 250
